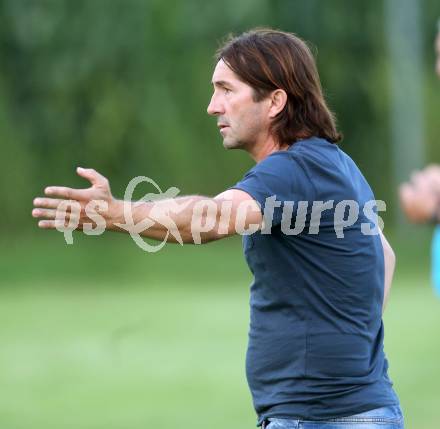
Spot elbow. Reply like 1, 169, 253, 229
384, 242, 396, 268
390, 248, 396, 269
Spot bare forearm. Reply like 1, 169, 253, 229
108, 196, 225, 244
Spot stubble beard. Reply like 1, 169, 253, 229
222, 124, 259, 152
222, 136, 248, 150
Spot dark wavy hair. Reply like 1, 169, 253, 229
215, 28, 342, 145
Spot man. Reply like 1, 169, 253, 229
32, 29, 403, 428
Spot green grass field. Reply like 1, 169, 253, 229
1, 231, 438, 428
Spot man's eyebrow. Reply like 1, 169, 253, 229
211, 80, 234, 88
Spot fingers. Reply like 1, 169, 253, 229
411, 174, 427, 190
34, 207, 82, 230
399, 184, 416, 211
33, 168, 110, 232
76, 167, 109, 187
423, 167, 440, 191
399, 181, 438, 223
32, 208, 57, 219
409, 166, 440, 189
32, 206, 80, 222
37, 220, 82, 230
44, 186, 89, 200
399, 183, 413, 200
39, 167, 109, 203
33, 197, 65, 209
37, 220, 57, 229
32, 198, 81, 226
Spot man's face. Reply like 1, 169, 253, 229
436, 32, 440, 78
207, 60, 270, 150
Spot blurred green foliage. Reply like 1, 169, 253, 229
0, 0, 439, 234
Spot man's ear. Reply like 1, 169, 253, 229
268, 89, 288, 118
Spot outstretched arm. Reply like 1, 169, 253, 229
32, 168, 263, 244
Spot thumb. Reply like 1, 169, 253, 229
76, 167, 108, 187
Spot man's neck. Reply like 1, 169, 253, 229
249, 135, 290, 163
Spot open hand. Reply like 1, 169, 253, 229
32, 167, 120, 231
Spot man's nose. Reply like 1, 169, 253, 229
207, 94, 223, 116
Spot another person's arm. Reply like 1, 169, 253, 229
399, 165, 440, 223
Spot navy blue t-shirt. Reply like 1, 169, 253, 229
230, 137, 399, 425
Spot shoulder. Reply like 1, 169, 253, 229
251, 150, 303, 177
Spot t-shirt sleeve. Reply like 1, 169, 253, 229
229, 152, 313, 226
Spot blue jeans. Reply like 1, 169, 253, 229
262, 405, 404, 428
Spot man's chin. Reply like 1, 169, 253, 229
222, 138, 244, 150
